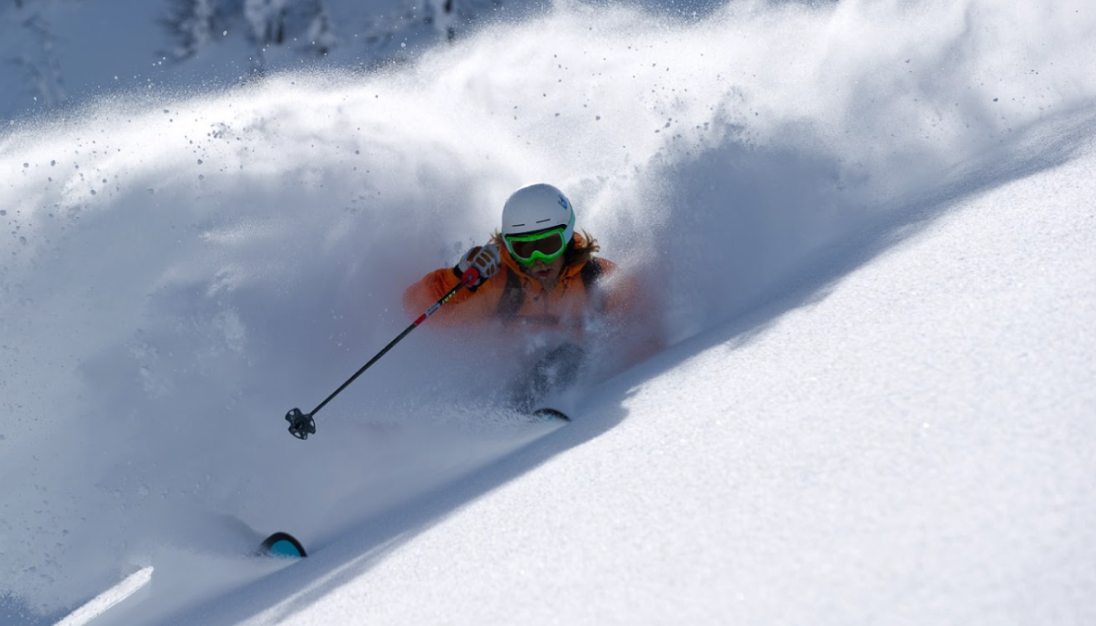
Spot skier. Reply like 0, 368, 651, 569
402, 183, 646, 413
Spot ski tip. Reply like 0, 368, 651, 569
531, 408, 571, 422
259, 532, 307, 558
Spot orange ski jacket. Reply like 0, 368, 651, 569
402, 234, 634, 334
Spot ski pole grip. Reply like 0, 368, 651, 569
462, 267, 481, 286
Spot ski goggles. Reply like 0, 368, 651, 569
504, 226, 568, 266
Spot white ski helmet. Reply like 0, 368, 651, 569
501, 183, 576, 243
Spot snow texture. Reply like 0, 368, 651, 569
1, 0, 1095, 624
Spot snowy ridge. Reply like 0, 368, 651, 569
1, 1, 1095, 624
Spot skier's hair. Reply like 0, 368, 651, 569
565, 230, 600, 267
492, 230, 600, 268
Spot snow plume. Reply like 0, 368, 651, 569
0, 0, 1094, 619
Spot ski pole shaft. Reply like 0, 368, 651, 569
286, 270, 478, 440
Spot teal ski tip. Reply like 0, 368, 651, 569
531, 408, 571, 422
259, 532, 307, 558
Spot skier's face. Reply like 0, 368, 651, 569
523, 254, 566, 289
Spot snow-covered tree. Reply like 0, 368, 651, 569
244, 0, 287, 45
243, 0, 335, 52
4, 0, 68, 108
358, 0, 504, 55
163, 0, 223, 60
163, 0, 335, 65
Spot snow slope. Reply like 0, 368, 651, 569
1, 0, 1095, 624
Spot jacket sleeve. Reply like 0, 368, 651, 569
402, 267, 502, 326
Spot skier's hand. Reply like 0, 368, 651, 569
455, 244, 500, 288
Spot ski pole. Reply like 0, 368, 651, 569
285, 270, 480, 440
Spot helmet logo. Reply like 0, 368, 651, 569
558, 195, 570, 211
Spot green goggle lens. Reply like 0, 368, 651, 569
505, 228, 567, 266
